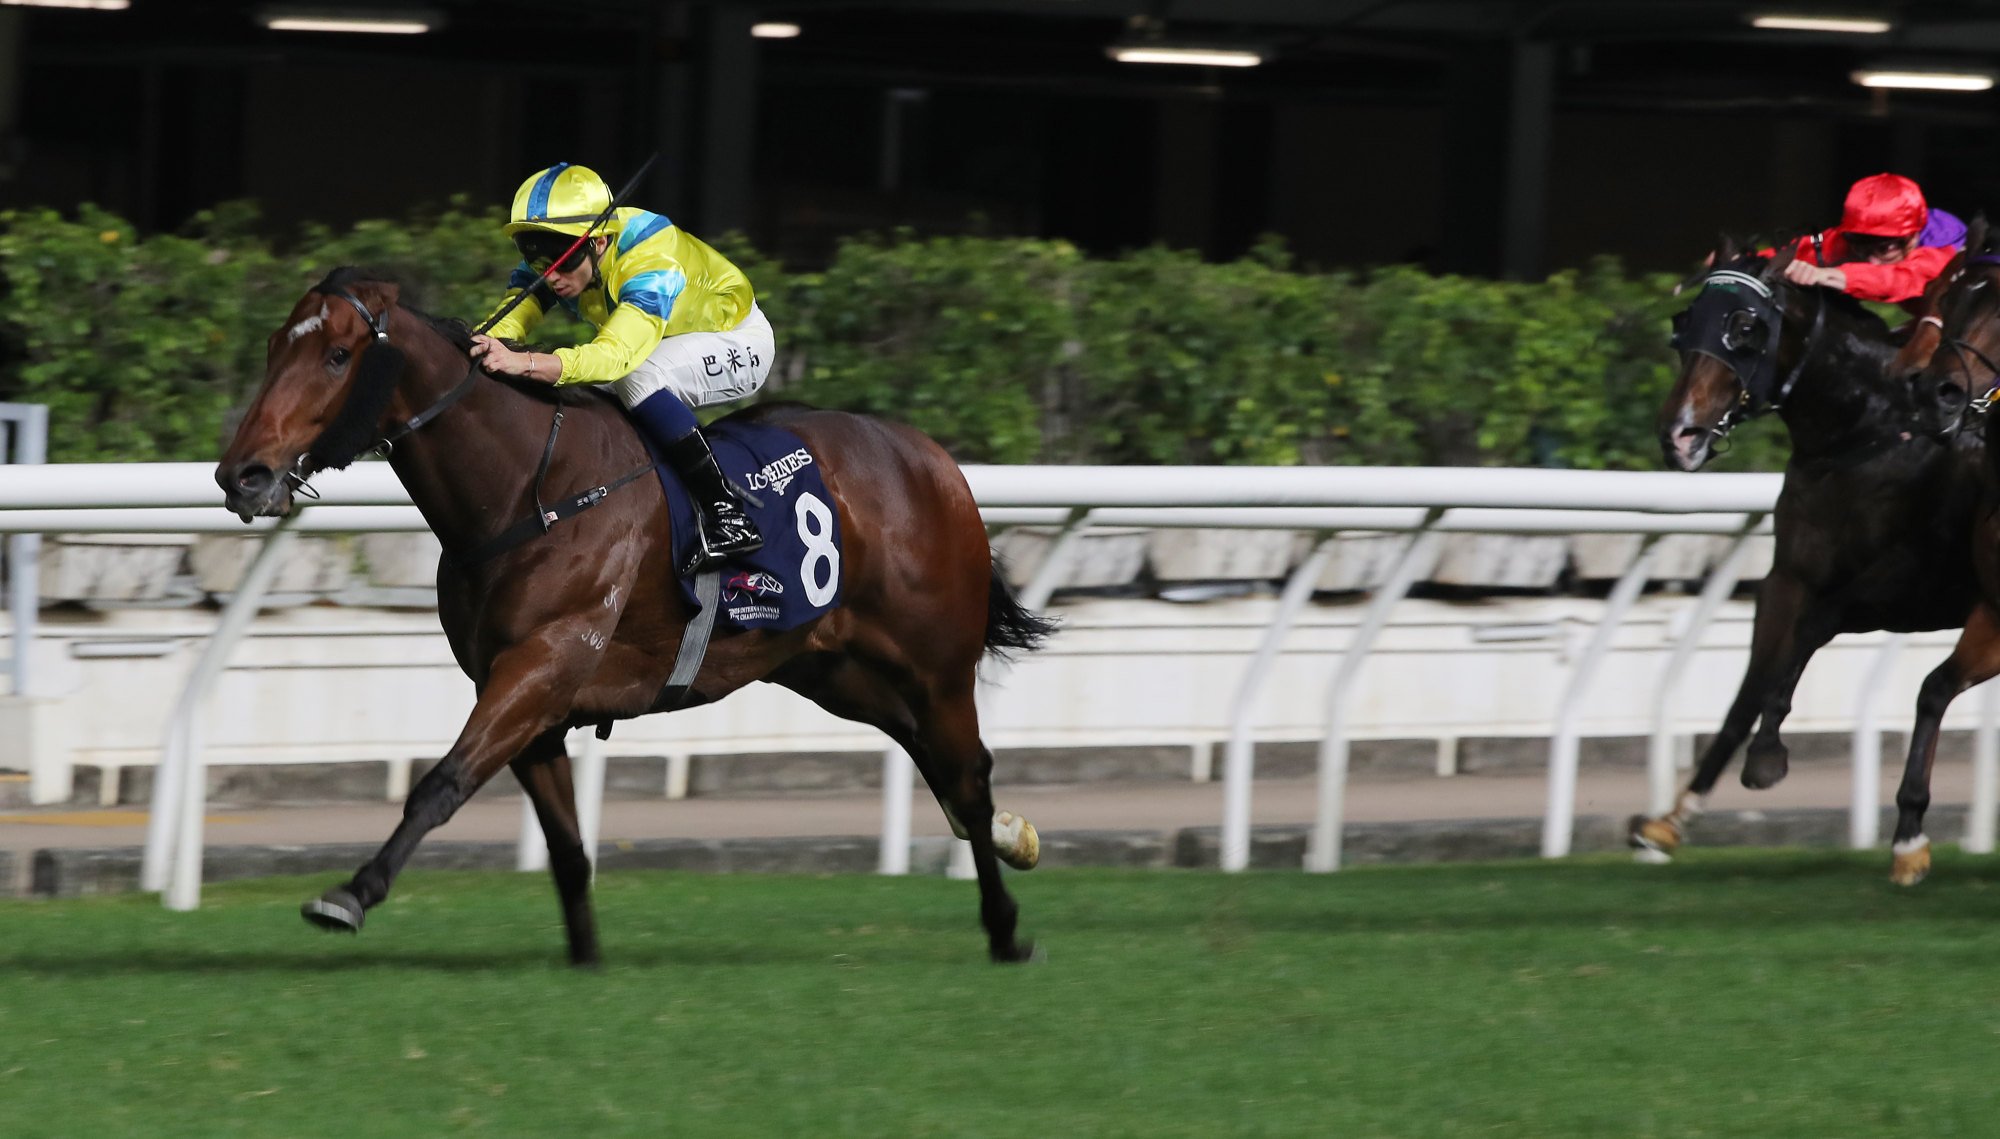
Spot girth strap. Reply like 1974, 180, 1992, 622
655, 568, 722, 712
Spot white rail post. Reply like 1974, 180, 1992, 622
1221, 532, 1339, 872
162, 517, 302, 911
1308, 515, 1444, 873
1970, 680, 2000, 855
575, 727, 606, 866
878, 745, 915, 875
517, 789, 548, 872
1647, 523, 1759, 816
1850, 633, 1905, 850
4, 403, 46, 703
515, 727, 609, 871
1544, 534, 1661, 858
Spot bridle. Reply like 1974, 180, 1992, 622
282, 288, 481, 498
1670, 265, 1828, 444
1931, 256, 2000, 417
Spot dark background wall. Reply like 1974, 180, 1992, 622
5, 0, 2000, 279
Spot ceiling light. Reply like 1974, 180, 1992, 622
1750, 14, 1892, 33
1108, 45, 1264, 68
256, 7, 440, 34
0, 0, 131, 8
1851, 68, 1995, 91
751, 22, 800, 39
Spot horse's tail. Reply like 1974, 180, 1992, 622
984, 558, 1059, 661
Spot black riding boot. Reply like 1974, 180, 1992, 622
664, 430, 762, 572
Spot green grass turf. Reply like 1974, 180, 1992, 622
3, 850, 2000, 1137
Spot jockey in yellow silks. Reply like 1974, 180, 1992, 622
471, 162, 773, 567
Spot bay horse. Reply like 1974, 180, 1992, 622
1890, 218, 2000, 884
215, 269, 1055, 966
1632, 239, 1983, 864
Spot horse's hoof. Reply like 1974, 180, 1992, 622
992, 940, 1043, 965
994, 811, 1039, 871
1891, 838, 1932, 888
1741, 748, 1789, 790
1629, 815, 1682, 858
301, 888, 365, 933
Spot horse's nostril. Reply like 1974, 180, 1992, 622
235, 464, 274, 494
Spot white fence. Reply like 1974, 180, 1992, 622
0, 462, 1989, 909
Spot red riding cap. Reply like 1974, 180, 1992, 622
1838, 172, 1928, 237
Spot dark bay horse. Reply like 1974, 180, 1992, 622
1633, 240, 1983, 865
1890, 220, 2000, 884
216, 269, 1055, 965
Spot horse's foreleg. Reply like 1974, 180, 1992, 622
1633, 573, 1823, 854
1892, 604, 2000, 887
302, 634, 595, 936
1739, 575, 1839, 790
512, 731, 600, 965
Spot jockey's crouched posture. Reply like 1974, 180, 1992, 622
471, 162, 770, 569
1778, 172, 1965, 314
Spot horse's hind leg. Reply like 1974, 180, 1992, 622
912, 680, 1035, 963
782, 656, 1034, 963
1892, 603, 2000, 886
512, 731, 600, 965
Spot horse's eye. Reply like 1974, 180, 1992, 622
329, 346, 351, 368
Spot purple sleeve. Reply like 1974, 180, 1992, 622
1918, 209, 1967, 250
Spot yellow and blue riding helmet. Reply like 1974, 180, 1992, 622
505, 163, 620, 271
505, 162, 616, 238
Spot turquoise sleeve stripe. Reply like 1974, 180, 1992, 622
617, 210, 674, 254
620, 267, 687, 320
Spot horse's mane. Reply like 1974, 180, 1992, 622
311, 266, 604, 409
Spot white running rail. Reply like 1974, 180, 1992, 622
0, 462, 1983, 903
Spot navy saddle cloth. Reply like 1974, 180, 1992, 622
649, 418, 844, 631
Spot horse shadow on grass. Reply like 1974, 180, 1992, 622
0, 937, 982, 976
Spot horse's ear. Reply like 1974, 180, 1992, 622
1715, 232, 1740, 265
1760, 242, 1797, 285
1970, 213, 1990, 256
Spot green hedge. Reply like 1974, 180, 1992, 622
0, 202, 1786, 470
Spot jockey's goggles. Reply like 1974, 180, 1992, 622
514, 231, 592, 274
1842, 232, 1914, 260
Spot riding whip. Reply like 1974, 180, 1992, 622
474, 152, 662, 337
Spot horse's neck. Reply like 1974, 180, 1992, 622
381, 330, 574, 556
1775, 326, 1903, 460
